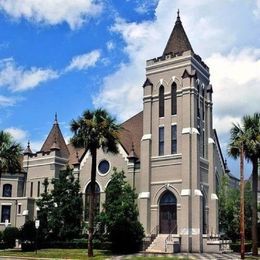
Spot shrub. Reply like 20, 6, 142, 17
110, 219, 144, 253
21, 241, 35, 252
3, 227, 19, 248
0, 231, 3, 241
20, 220, 36, 242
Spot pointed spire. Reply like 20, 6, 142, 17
163, 10, 193, 56
54, 112, 58, 125
23, 141, 33, 155
177, 9, 180, 21
40, 115, 69, 158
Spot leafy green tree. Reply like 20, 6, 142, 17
37, 167, 83, 241
0, 130, 22, 186
218, 176, 240, 241
36, 178, 53, 241
229, 113, 260, 255
99, 169, 144, 253
70, 109, 121, 257
218, 176, 252, 242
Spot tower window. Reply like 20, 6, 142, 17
171, 83, 177, 115
1, 205, 11, 223
171, 125, 177, 154
159, 126, 164, 156
2, 184, 12, 197
159, 85, 165, 117
30, 182, 33, 197
37, 181, 40, 197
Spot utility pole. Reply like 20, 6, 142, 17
240, 145, 245, 259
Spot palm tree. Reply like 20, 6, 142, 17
229, 113, 260, 256
0, 130, 22, 189
242, 113, 260, 256
70, 109, 121, 257
229, 123, 247, 259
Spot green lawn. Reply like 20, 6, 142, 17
0, 249, 111, 259
0, 249, 190, 259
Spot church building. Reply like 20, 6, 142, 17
0, 12, 239, 253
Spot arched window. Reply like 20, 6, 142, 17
171, 83, 177, 115
202, 191, 208, 234
197, 84, 200, 118
85, 182, 100, 221
3, 184, 12, 197
159, 85, 164, 117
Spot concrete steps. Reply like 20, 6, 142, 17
146, 234, 168, 253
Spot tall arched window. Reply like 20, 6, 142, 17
202, 191, 208, 234
85, 182, 100, 221
3, 184, 12, 197
159, 85, 164, 117
171, 83, 177, 115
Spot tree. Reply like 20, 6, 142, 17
0, 131, 22, 187
37, 167, 83, 241
218, 176, 252, 242
70, 109, 121, 257
229, 113, 260, 256
99, 169, 144, 253
218, 176, 240, 241
229, 122, 247, 258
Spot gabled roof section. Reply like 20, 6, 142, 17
119, 111, 143, 159
163, 10, 193, 56
40, 115, 69, 158
66, 111, 143, 166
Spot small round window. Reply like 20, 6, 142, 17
98, 160, 110, 175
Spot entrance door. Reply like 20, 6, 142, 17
159, 191, 177, 234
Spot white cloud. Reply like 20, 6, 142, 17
254, 0, 260, 18
94, 0, 259, 130
0, 0, 102, 29
66, 50, 101, 71
0, 95, 16, 106
213, 116, 242, 136
106, 41, 115, 51
207, 48, 260, 120
134, 0, 158, 14
4, 126, 44, 151
5, 127, 28, 142
0, 58, 59, 92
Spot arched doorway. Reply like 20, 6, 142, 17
85, 182, 100, 221
159, 191, 177, 234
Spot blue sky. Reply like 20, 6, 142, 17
0, 0, 260, 179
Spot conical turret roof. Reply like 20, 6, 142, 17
163, 10, 193, 56
40, 114, 69, 158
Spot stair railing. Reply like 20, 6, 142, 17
142, 225, 159, 251
165, 224, 177, 252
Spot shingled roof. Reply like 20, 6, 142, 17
119, 111, 143, 159
163, 10, 193, 56
40, 115, 69, 158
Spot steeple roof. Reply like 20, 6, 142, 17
163, 10, 193, 56
23, 141, 33, 155
40, 114, 69, 158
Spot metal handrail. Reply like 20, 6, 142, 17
165, 224, 177, 252
142, 225, 159, 251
